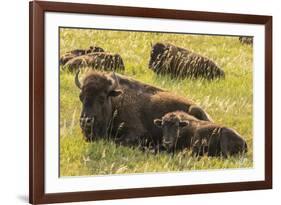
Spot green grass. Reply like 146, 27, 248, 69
59, 28, 253, 176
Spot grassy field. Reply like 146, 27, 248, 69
59, 28, 253, 176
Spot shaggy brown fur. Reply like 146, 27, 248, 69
60, 53, 77, 65
149, 42, 225, 80
154, 111, 247, 156
60, 46, 105, 65
108, 72, 164, 94
65, 52, 125, 72
75, 71, 212, 150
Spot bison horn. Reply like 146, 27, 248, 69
75, 70, 82, 89
112, 71, 120, 88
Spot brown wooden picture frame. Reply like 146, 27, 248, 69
29, 1, 272, 204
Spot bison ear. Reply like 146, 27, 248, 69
108, 89, 123, 97
153, 119, 162, 128
179, 120, 189, 127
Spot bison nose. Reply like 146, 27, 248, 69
85, 118, 92, 124
163, 139, 172, 145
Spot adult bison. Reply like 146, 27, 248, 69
239, 36, 253, 45
60, 46, 105, 65
149, 43, 225, 80
75, 71, 212, 150
154, 111, 247, 157
65, 52, 125, 72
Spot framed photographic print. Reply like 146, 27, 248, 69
29, 1, 272, 204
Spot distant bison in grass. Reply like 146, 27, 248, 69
64, 52, 125, 72
239, 36, 253, 45
149, 43, 225, 80
60, 46, 105, 65
154, 111, 247, 157
75, 71, 212, 151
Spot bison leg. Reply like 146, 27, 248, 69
188, 105, 213, 122
191, 134, 207, 157
115, 131, 145, 148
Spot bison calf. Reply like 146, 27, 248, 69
149, 42, 225, 80
154, 111, 247, 157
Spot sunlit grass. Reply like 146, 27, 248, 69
59, 28, 253, 176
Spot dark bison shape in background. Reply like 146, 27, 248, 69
154, 111, 247, 157
75, 70, 212, 151
149, 43, 225, 80
60, 46, 105, 65
239, 36, 253, 45
65, 52, 125, 72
